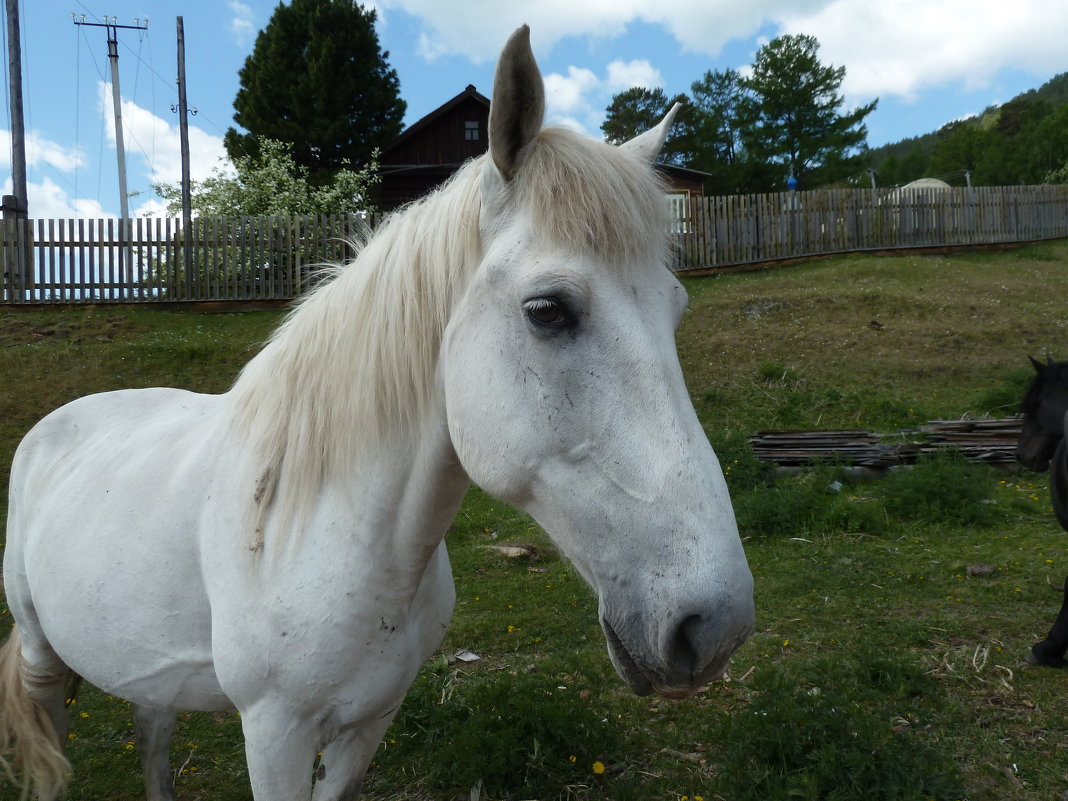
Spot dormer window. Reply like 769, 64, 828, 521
464, 120, 480, 141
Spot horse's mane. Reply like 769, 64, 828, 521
229, 127, 669, 541
1022, 360, 1068, 419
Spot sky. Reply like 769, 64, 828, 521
2, 0, 1066, 220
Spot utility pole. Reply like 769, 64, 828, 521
5, 0, 27, 220
176, 16, 192, 283
3, 0, 30, 298
73, 15, 148, 284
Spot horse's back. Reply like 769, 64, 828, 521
9, 387, 226, 525
4, 387, 233, 708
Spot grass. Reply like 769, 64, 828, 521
4, 241, 1068, 800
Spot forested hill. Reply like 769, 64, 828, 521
866, 71, 1068, 187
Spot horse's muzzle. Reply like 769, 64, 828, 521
599, 605, 754, 698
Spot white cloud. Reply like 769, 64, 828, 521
543, 59, 668, 135
765, 0, 1068, 103
545, 67, 599, 115
381, 0, 787, 63
0, 129, 84, 173
605, 59, 662, 92
228, 1, 256, 47
385, 0, 1067, 110
0, 88, 231, 221
97, 82, 229, 193
0, 172, 110, 220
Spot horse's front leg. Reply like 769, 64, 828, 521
132, 704, 178, 801
240, 703, 320, 801
1029, 575, 1068, 667
311, 709, 400, 801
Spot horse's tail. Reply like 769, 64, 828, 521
0, 626, 70, 800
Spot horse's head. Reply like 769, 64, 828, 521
1018, 356, 1068, 472
440, 26, 753, 698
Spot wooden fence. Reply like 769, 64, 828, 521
0, 214, 368, 303
674, 184, 1068, 271
3, 185, 1068, 303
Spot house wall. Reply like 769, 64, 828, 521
381, 99, 489, 169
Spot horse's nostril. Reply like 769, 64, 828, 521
669, 614, 704, 674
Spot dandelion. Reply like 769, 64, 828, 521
592, 761, 605, 774
125, 742, 136, 751
782, 639, 790, 647
67, 733, 77, 741
80, 712, 89, 719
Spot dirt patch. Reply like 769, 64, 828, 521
0, 314, 130, 346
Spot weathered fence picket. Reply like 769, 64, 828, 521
3, 186, 1068, 303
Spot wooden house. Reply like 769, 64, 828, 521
376, 85, 491, 210
376, 85, 709, 210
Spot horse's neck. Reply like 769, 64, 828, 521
258, 409, 469, 589
368, 417, 470, 572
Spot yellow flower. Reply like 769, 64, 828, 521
592, 761, 605, 774
569, 755, 577, 763
80, 712, 89, 719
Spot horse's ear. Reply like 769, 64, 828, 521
619, 102, 682, 163
1031, 355, 1048, 374
489, 25, 544, 181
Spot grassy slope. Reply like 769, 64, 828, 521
3, 241, 1068, 800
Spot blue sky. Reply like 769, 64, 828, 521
3, 0, 1066, 219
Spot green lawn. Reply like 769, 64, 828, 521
4, 241, 1068, 800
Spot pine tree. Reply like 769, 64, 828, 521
687, 69, 751, 192
738, 34, 876, 190
225, 0, 404, 183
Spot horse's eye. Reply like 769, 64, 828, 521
523, 297, 568, 328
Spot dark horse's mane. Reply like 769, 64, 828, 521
1022, 359, 1068, 418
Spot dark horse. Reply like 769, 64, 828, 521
1017, 356, 1068, 666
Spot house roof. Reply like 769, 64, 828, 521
382, 84, 490, 157
656, 163, 714, 183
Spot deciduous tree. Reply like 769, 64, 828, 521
155, 138, 378, 217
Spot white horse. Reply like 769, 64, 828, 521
0, 26, 753, 801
